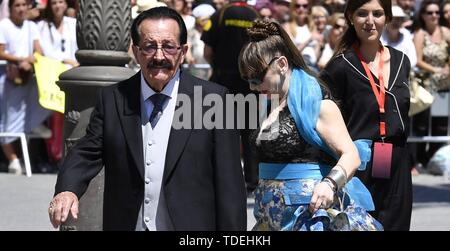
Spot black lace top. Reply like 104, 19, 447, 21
250, 106, 336, 166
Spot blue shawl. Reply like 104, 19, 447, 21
286, 68, 375, 210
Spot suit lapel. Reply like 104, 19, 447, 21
163, 71, 195, 183
114, 72, 145, 180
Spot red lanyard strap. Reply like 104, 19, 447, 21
353, 44, 386, 137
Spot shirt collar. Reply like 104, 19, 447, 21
140, 69, 180, 101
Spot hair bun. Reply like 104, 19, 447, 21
247, 19, 280, 42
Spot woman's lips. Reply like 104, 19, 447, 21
363, 28, 376, 33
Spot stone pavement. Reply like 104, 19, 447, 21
410, 174, 450, 230
0, 174, 57, 231
0, 173, 449, 231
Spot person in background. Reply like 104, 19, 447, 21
254, 0, 274, 21
0, 0, 9, 20
172, 0, 195, 30
381, 5, 417, 67
213, 0, 228, 10
397, 0, 416, 30
291, 0, 309, 29
412, 0, 450, 170
239, 19, 382, 231
0, 0, 50, 175
323, 0, 346, 14
201, 0, 259, 195
37, 0, 78, 167
317, 12, 347, 69
187, 3, 215, 79
301, 5, 329, 72
26, 0, 45, 21
321, 0, 413, 230
440, 0, 450, 28
38, 0, 78, 68
271, 0, 291, 24
65, 0, 78, 18
284, 0, 310, 54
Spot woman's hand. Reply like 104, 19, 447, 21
18, 60, 33, 72
63, 59, 80, 67
309, 181, 335, 213
24, 55, 36, 64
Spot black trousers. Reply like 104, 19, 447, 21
356, 144, 413, 231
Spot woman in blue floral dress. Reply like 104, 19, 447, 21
238, 20, 383, 231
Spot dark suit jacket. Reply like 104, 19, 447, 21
55, 71, 247, 231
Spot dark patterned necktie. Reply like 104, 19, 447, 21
149, 93, 168, 128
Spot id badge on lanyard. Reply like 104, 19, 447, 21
354, 44, 392, 179
372, 142, 392, 179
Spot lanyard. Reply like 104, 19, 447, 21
353, 44, 386, 137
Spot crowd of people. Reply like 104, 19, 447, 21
0, 0, 449, 231
0, 0, 78, 175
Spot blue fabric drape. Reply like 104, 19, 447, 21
287, 68, 372, 171
283, 68, 375, 210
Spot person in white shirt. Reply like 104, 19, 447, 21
318, 12, 347, 69
0, 0, 9, 20
0, 0, 50, 174
381, 5, 417, 67
38, 0, 78, 68
298, 5, 329, 72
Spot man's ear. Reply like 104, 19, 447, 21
182, 44, 189, 55
179, 44, 189, 62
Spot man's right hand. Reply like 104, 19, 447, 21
48, 191, 79, 229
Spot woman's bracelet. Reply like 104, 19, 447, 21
334, 164, 348, 181
321, 177, 337, 194
325, 165, 347, 191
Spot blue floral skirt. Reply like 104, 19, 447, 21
252, 179, 384, 231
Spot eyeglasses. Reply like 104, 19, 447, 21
333, 23, 347, 30
295, 4, 308, 9
425, 11, 440, 16
245, 57, 280, 85
61, 39, 65, 52
136, 43, 182, 56
312, 15, 326, 20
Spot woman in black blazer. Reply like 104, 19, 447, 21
321, 0, 412, 230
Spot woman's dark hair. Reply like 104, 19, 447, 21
413, 0, 441, 31
131, 6, 187, 46
8, 0, 28, 9
238, 19, 329, 93
440, 0, 450, 27
43, 0, 67, 23
331, 0, 392, 60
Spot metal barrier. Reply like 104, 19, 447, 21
0, 133, 32, 177
408, 91, 450, 143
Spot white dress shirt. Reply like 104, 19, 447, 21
135, 70, 180, 231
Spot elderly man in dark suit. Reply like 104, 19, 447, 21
48, 7, 246, 231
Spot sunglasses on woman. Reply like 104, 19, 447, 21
425, 11, 440, 16
245, 57, 280, 85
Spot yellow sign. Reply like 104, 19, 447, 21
224, 19, 253, 28
33, 53, 68, 113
